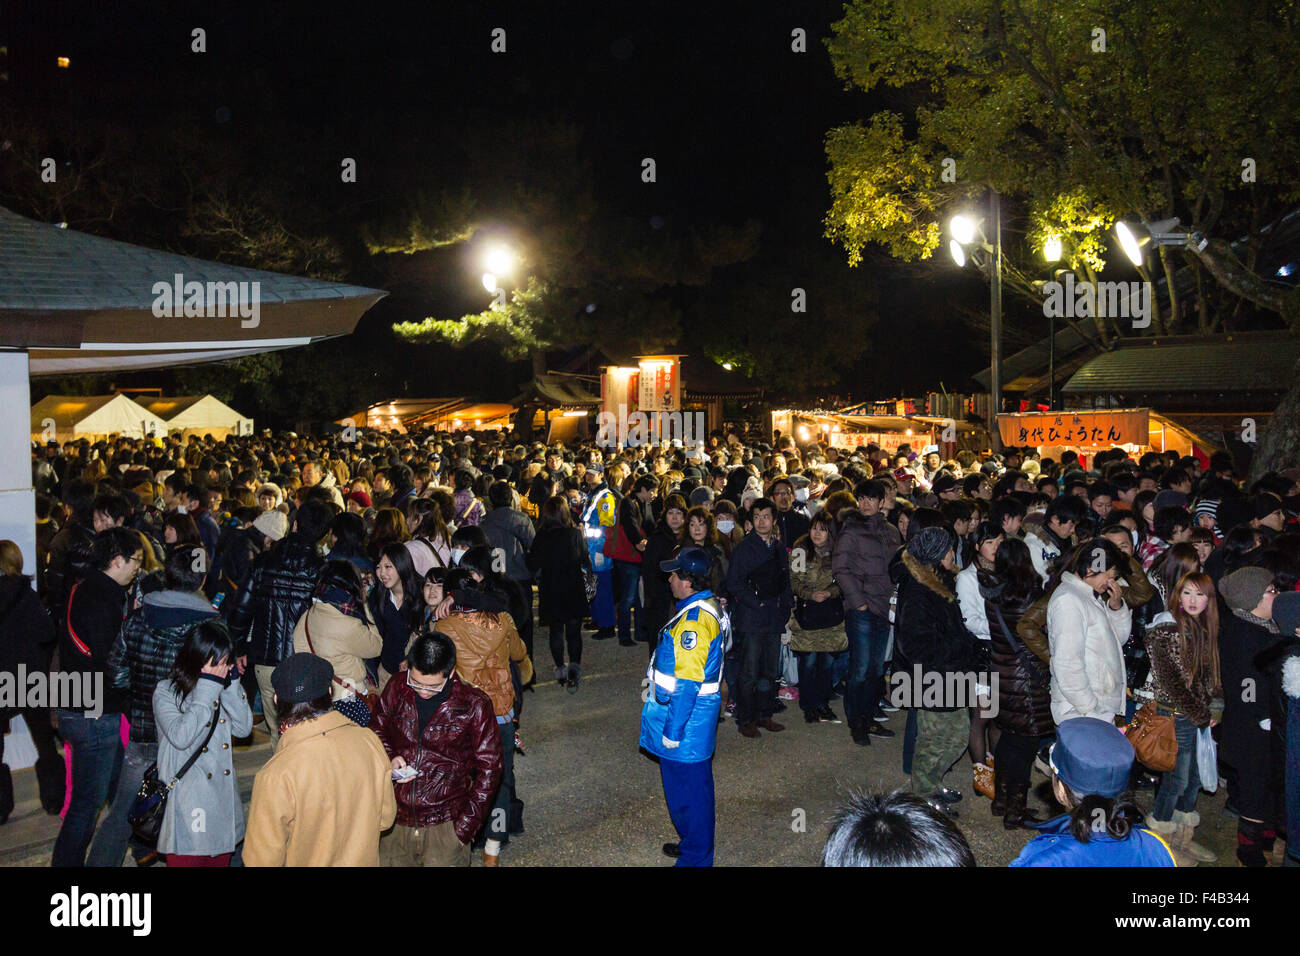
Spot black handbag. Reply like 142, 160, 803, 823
794, 594, 845, 630
127, 701, 221, 850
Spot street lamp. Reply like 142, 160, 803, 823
949, 190, 1003, 449
1113, 217, 1195, 266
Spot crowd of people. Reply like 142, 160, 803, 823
2, 424, 1298, 867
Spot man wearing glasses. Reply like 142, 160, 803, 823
51, 528, 143, 866
372, 632, 503, 867
641, 548, 729, 866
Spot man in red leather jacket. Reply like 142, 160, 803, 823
372, 631, 503, 867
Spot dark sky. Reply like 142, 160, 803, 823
13, 0, 988, 404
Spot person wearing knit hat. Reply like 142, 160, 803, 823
346, 490, 372, 513
1219, 565, 1282, 866
1152, 489, 1188, 513
252, 509, 288, 543
1191, 498, 1220, 535
896, 523, 986, 816
1250, 493, 1287, 542
1215, 497, 1254, 537
256, 482, 283, 511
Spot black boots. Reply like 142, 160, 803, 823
1002, 780, 1043, 830
990, 770, 1008, 817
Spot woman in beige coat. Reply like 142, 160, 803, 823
292, 561, 382, 702
790, 512, 848, 724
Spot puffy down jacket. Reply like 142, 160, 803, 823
228, 534, 325, 666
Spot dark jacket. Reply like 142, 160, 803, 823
481, 505, 537, 582
725, 531, 791, 634
1218, 609, 1279, 812
774, 508, 810, 552
0, 574, 57, 675
982, 575, 1053, 736
893, 551, 987, 712
832, 509, 902, 619
369, 587, 417, 677
108, 589, 219, 744
228, 533, 325, 666
45, 521, 95, 614
188, 507, 221, 562
57, 569, 130, 714
527, 524, 590, 625
639, 522, 680, 639
211, 527, 266, 616
370, 673, 502, 843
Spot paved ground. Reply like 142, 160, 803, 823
1, 633, 1249, 867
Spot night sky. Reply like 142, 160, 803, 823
12, 0, 992, 409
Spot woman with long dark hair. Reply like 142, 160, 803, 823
1143, 571, 1222, 865
163, 512, 201, 547
293, 560, 382, 722
983, 537, 1050, 829
527, 495, 591, 688
151, 619, 253, 866
369, 507, 411, 563
369, 543, 424, 686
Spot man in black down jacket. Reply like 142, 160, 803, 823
230, 499, 330, 748
725, 497, 792, 738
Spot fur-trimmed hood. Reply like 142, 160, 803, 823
901, 549, 955, 602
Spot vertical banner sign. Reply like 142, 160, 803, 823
637, 356, 680, 412
602, 367, 638, 418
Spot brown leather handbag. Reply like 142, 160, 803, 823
1125, 701, 1178, 772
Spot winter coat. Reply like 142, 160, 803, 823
774, 508, 810, 552
831, 509, 902, 620
1218, 610, 1278, 789
44, 521, 95, 615
955, 562, 990, 641
1046, 572, 1132, 724
243, 709, 396, 866
892, 551, 988, 712
58, 570, 130, 715
369, 586, 418, 677
211, 526, 264, 612
370, 673, 502, 842
419, 610, 531, 718
152, 675, 253, 856
788, 537, 847, 654
228, 533, 325, 667
109, 589, 220, 744
1144, 616, 1216, 728
0, 574, 56, 675
983, 578, 1054, 736
528, 525, 591, 625
1024, 525, 1071, 585
724, 531, 792, 635
637, 522, 680, 640
452, 489, 484, 527
481, 506, 537, 582
292, 600, 383, 700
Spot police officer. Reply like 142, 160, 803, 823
1010, 718, 1176, 867
640, 547, 729, 867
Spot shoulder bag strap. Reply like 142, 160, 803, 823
990, 602, 1048, 679
170, 701, 222, 788
65, 581, 93, 657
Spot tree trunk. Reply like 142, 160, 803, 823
1252, 359, 1300, 480
1158, 246, 1180, 332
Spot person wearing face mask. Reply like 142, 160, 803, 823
710, 501, 742, 557
1218, 566, 1283, 866
448, 525, 489, 568
1141, 571, 1222, 865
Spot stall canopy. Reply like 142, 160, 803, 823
339, 399, 516, 434
30, 393, 168, 443
136, 394, 251, 438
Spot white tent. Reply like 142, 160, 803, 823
136, 394, 252, 438
30, 393, 167, 443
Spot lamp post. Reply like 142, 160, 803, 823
949, 188, 1003, 449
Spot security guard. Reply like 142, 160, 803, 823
1010, 718, 1176, 867
639, 547, 729, 866
581, 464, 618, 639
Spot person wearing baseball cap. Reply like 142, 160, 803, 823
243, 653, 397, 866
1010, 718, 1175, 866
640, 546, 729, 866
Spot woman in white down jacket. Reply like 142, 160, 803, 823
1046, 540, 1133, 725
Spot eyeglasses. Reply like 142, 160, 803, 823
1265, 586, 1280, 595
406, 672, 448, 695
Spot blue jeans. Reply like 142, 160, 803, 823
612, 560, 642, 642
52, 710, 124, 868
844, 608, 890, 727
1150, 711, 1201, 822
589, 566, 615, 628
87, 739, 157, 867
660, 757, 714, 866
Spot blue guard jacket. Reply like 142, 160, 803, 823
640, 589, 728, 763
1009, 814, 1177, 867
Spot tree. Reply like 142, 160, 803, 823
823, 0, 1300, 470
374, 119, 760, 374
